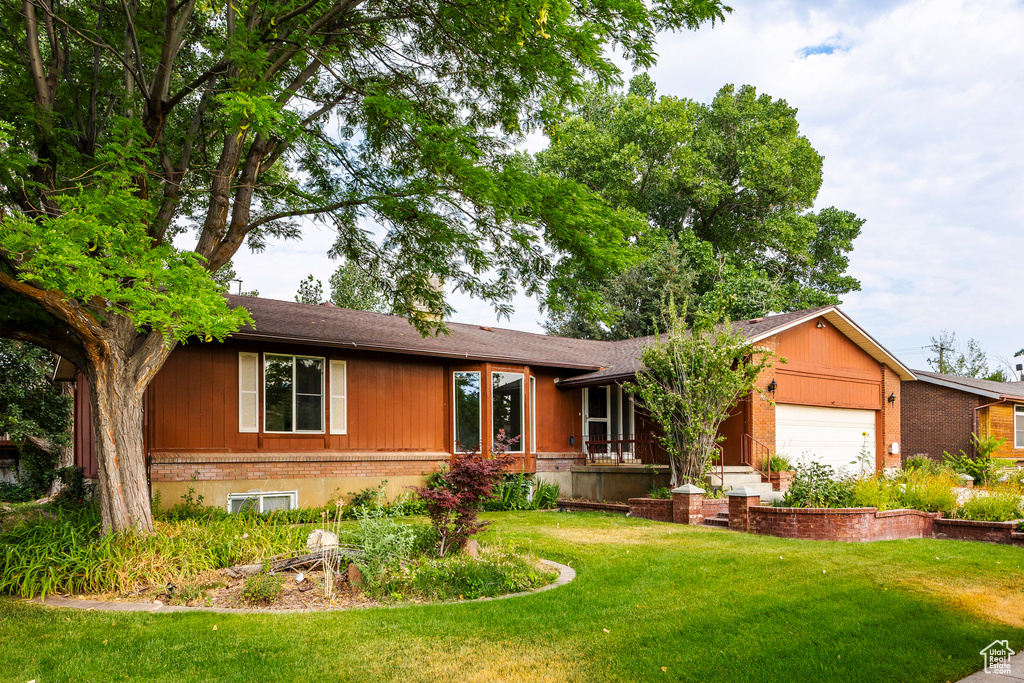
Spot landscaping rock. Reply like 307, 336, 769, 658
306, 529, 339, 550
464, 539, 480, 558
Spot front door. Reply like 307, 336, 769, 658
583, 386, 610, 456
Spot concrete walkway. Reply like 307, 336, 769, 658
958, 653, 1024, 682
25, 559, 575, 615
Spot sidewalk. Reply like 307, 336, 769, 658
958, 653, 1024, 682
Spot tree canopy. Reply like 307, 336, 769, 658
294, 261, 389, 312
0, 0, 729, 531
927, 331, 1009, 382
539, 76, 863, 338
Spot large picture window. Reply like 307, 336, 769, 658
264, 354, 324, 433
492, 371, 524, 452
454, 371, 481, 451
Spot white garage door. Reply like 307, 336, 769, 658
775, 404, 876, 475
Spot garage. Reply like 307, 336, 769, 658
775, 404, 876, 475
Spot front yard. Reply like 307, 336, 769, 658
2, 511, 1023, 682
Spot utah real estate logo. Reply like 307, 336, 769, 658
980, 640, 1015, 675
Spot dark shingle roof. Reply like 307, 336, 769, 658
911, 370, 1024, 401
226, 297, 910, 383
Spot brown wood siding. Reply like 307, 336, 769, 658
147, 341, 448, 454
73, 371, 98, 479
772, 319, 883, 410
982, 403, 1024, 461
534, 368, 581, 453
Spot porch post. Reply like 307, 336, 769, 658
726, 486, 761, 532
672, 484, 705, 525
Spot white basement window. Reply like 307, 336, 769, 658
227, 490, 298, 514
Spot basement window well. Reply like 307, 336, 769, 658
227, 490, 298, 513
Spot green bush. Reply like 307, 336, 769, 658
403, 546, 556, 600
768, 454, 793, 473
903, 455, 943, 475
782, 462, 854, 508
851, 477, 900, 511
943, 433, 1010, 486
954, 489, 1023, 522
483, 473, 560, 511
648, 486, 672, 500
0, 482, 38, 503
900, 470, 958, 514
241, 571, 284, 605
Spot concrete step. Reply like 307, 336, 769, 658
703, 517, 729, 528
706, 473, 766, 487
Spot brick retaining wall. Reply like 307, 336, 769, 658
933, 518, 1024, 546
749, 507, 940, 542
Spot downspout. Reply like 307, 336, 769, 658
973, 398, 1008, 456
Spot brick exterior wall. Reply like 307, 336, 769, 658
748, 507, 939, 542
900, 381, 982, 461
150, 452, 447, 482
535, 452, 584, 473
750, 339, 780, 452
881, 365, 902, 469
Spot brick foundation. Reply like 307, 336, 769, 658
536, 452, 584, 472
150, 451, 447, 482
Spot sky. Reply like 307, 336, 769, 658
227, 0, 1024, 375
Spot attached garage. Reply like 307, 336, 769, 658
775, 404, 876, 475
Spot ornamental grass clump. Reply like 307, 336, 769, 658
954, 488, 1024, 522
0, 504, 307, 598
899, 469, 958, 514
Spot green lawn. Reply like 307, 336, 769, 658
2, 511, 1022, 683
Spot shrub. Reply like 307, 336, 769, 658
903, 454, 943, 475
403, 545, 556, 601
649, 486, 672, 500
353, 491, 421, 588
0, 481, 38, 503
412, 430, 516, 556
851, 477, 899, 511
944, 433, 1009, 486
484, 473, 560, 511
768, 454, 793, 472
52, 466, 94, 507
954, 489, 1023, 522
241, 571, 284, 605
900, 470, 958, 514
782, 461, 854, 508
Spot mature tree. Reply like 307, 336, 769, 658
0, 0, 728, 532
927, 331, 1007, 381
329, 261, 389, 313
538, 76, 864, 330
626, 305, 775, 486
0, 340, 73, 498
294, 261, 389, 312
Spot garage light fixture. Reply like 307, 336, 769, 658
767, 379, 777, 395
887, 392, 896, 405
816, 321, 826, 328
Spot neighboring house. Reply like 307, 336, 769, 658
901, 370, 1024, 463
70, 297, 913, 508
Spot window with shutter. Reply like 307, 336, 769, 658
238, 352, 259, 433
330, 360, 347, 434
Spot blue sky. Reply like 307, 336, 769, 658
228, 0, 1024, 375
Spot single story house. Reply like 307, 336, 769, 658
901, 370, 1024, 463
70, 297, 914, 508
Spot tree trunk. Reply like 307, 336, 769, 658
87, 353, 154, 534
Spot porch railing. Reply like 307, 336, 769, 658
584, 433, 657, 465
742, 433, 772, 481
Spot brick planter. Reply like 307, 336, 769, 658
933, 518, 1024, 546
627, 497, 674, 522
769, 471, 795, 492
748, 507, 940, 542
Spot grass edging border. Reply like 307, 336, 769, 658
21, 559, 576, 615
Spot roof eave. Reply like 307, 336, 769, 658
914, 373, 1024, 401
227, 330, 604, 371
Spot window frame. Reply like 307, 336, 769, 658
453, 370, 482, 453
491, 370, 525, 453
263, 353, 326, 434
238, 352, 259, 433
1015, 405, 1024, 449
226, 490, 298, 514
529, 375, 537, 454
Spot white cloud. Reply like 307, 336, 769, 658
229, 0, 1024, 367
